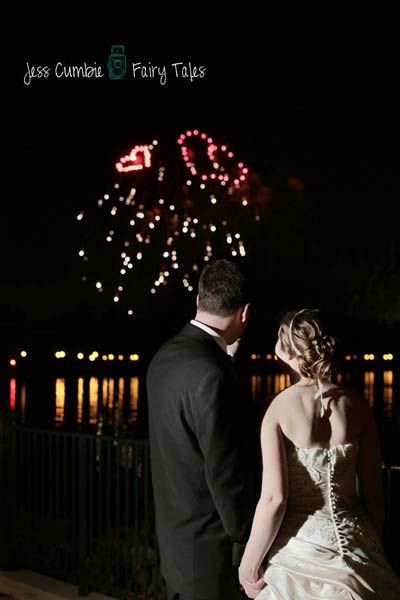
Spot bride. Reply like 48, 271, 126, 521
239, 309, 400, 599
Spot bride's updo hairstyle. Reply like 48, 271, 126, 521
278, 309, 337, 383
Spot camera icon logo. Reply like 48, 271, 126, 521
108, 45, 127, 80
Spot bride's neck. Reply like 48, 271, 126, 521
295, 377, 316, 387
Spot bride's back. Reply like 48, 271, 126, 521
275, 382, 369, 450
271, 308, 384, 540
258, 308, 400, 600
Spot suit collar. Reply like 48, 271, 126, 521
190, 319, 228, 354
181, 323, 231, 360
181, 322, 216, 342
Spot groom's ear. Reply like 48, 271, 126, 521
241, 303, 251, 323
196, 294, 200, 308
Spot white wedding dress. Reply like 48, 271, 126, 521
256, 442, 400, 599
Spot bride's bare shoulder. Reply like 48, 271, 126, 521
265, 386, 300, 413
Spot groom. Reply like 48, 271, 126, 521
147, 259, 263, 600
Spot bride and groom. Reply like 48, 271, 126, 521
147, 259, 400, 599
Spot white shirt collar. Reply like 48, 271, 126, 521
190, 319, 229, 355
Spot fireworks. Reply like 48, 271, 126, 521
77, 130, 268, 316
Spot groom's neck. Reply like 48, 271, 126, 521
194, 310, 232, 341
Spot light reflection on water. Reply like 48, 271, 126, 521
7, 376, 141, 431
384, 371, 393, 417
89, 377, 99, 425
102, 378, 108, 409
6, 369, 397, 430
364, 371, 375, 408
108, 379, 114, 411
20, 383, 26, 424
77, 377, 84, 423
9, 378, 16, 411
118, 377, 124, 409
55, 378, 65, 425
275, 373, 291, 394
130, 376, 139, 424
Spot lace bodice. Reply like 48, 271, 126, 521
287, 442, 359, 512
257, 442, 400, 598
275, 442, 372, 563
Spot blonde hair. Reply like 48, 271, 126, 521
278, 309, 336, 383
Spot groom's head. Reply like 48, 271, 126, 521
195, 259, 251, 343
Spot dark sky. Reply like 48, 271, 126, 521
2, 25, 400, 345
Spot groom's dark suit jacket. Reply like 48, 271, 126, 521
147, 323, 259, 599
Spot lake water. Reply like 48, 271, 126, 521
3, 365, 400, 463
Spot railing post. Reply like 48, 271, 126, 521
78, 435, 89, 595
0, 411, 17, 568
386, 464, 391, 530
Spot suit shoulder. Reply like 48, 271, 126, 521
147, 332, 225, 379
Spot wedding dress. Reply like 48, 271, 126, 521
256, 441, 400, 599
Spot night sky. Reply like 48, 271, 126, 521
2, 25, 400, 350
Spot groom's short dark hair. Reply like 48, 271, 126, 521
197, 259, 250, 317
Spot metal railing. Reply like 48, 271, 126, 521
1, 410, 399, 597
0, 411, 165, 599
382, 463, 400, 573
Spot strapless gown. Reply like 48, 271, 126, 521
256, 442, 400, 599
